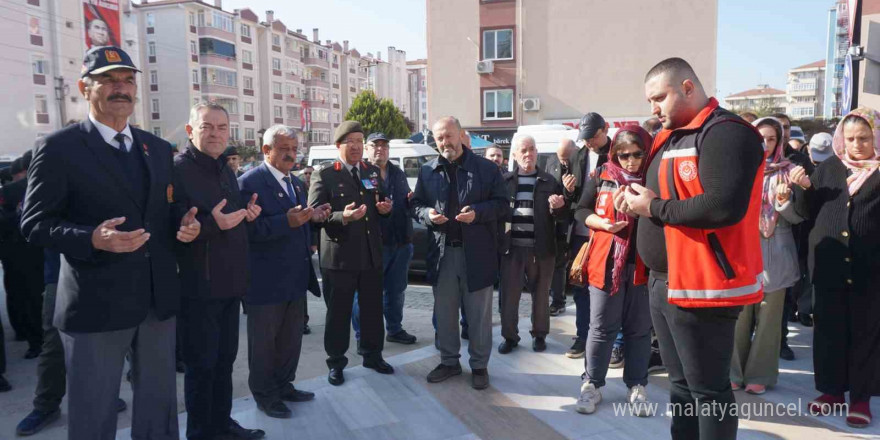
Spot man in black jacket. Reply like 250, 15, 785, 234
173, 102, 264, 440
543, 138, 577, 315
21, 46, 199, 440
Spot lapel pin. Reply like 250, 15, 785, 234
143, 143, 149, 156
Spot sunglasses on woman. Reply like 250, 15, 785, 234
616, 151, 645, 160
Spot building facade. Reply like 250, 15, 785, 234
407, 59, 428, 132
724, 85, 788, 114
825, 0, 851, 118
787, 60, 826, 119
856, 0, 880, 111
426, 0, 717, 148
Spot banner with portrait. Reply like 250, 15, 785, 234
83, 0, 120, 49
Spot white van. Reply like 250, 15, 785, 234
509, 125, 618, 173
306, 141, 438, 189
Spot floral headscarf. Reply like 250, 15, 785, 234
754, 117, 792, 238
833, 107, 880, 195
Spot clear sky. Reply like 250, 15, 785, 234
223, 0, 833, 98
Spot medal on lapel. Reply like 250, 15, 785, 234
333, 162, 342, 171
166, 184, 174, 203
143, 143, 150, 157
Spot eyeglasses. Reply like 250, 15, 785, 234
616, 151, 645, 161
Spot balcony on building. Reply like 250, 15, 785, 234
286, 71, 302, 83
199, 38, 237, 69
304, 78, 330, 89
198, 25, 235, 42
304, 55, 330, 70
286, 95, 302, 107
306, 99, 330, 110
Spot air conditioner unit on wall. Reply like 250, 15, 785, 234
476, 60, 494, 74
522, 97, 540, 112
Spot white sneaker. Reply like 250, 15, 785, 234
627, 385, 652, 417
576, 382, 602, 414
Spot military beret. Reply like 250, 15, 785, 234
334, 121, 364, 144
223, 146, 239, 157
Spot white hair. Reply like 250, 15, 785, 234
511, 134, 536, 152
262, 124, 298, 147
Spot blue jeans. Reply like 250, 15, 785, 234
570, 235, 590, 340
353, 243, 413, 338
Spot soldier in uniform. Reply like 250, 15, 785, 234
307, 121, 394, 386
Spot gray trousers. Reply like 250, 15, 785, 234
731, 289, 785, 386
434, 246, 494, 369
585, 265, 652, 388
247, 297, 306, 406
33, 283, 66, 412
61, 310, 178, 440
500, 246, 554, 342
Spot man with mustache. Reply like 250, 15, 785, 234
307, 121, 394, 386
172, 102, 264, 440
412, 116, 509, 389
237, 125, 329, 418
21, 46, 200, 440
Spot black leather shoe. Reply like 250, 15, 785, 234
498, 339, 518, 354
116, 398, 126, 412
328, 368, 345, 386
532, 337, 546, 352
426, 363, 462, 383
363, 358, 394, 374
175, 360, 185, 373
386, 330, 417, 344
16, 408, 60, 436
356, 340, 366, 356
303, 324, 311, 335
24, 346, 42, 359
222, 419, 265, 439
780, 342, 795, 361
257, 400, 292, 419
281, 385, 315, 402
799, 313, 813, 327
0, 375, 11, 392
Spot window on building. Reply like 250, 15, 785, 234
483, 89, 513, 120
197, 10, 205, 26
318, 49, 326, 60
243, 76, 253, 90
152, 126, 162, 137
285, 83, 295, 97
34, 94, 48, 124
274, 106, 283, 119
28, 16, 42, 46
150, 70, 158, 85
214, 98, 238, 114
240, 24, 251, 38
242, 49, 253, 64
272, 82, 282, 94
31, 55, 47, 77
148, 41, 156, 57
189, 11, 196, 26
332, 73, 339, 84
245, 128, 255, 140
211, 11, 233, 32
230, 124, 240, 141
200, 68, 237, 87
244, 102, 254, 115
146, 13, 155, 28
190, 40, 198, 56
272, 58, 281, 70
272, 34, 281, 46
191, 69, 199, 85
151, 98, 160, 114
332, 54, 338, 64
332, 94, 339, 105
482, 29, 513, 60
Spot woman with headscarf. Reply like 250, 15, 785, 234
573, 124, 653, 417
790, 107, 880, 428
730, 117, 803, 395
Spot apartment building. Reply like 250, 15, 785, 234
407, 59, 428, 132
132, 0, 405, 152
787, 60, 826, 119
855, 0, 880, 111
426, 0, 717, 148
0, 0, 147, 155
724, 85, 788, 115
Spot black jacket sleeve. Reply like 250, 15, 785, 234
574, 172, 600, 227
649, 122, 763, 229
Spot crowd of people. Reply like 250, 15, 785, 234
0, 45, 877, 440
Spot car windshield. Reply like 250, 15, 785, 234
402, 155, 438, 178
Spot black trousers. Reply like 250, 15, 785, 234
322, 268, 383, 369
247, 297, 305, 405
33, 283, 66, 412
813, 285, 880, 401
180, 296, 241, 440
648, 272, 741, 440
1, 243, 44, 348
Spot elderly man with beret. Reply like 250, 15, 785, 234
307, 121, 394, 386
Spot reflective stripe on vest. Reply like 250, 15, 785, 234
668, 276, 763, 300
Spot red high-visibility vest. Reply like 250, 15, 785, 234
650, 98, 764, 308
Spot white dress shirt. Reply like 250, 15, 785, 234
265, 161, 297, 200
89, 114, 133, 152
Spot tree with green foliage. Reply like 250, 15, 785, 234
344, 90, 410, 139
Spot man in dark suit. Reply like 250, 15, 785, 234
307, 121, 394, 386
20, 46, 201, 440
543, 138, 577, 316
238, 125, 330, 418
172, 102, 264, 440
